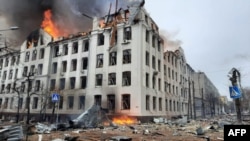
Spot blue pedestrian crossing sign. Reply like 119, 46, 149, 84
52, 93, 60, 102
229, 86, 241, 99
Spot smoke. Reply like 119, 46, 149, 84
160, 30, 182, 52
0, 0, 133, 47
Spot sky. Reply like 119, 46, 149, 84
144, 0, 250, 100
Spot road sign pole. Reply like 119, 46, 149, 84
56, 101, 59, 131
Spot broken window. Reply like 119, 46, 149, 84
80, 76, 87, 89
59, 78, 65, 90
152, 56, 155, 69
23, 66, 28, 76
21, 82, 25, 93
159, 98, 162, 111
78, 96, 85, 109
14, 69, 18, 79
109, 52, 117, 66
95, 74, 103, 86
146, 51, 149, 66
4, 98, 9, 109
158, 60, 161, 72
70, 77, 76, 89
123, 49, 131, 64
63, 44, 68, 55
82, 58, 88, 70
97, 33, 105, 46
152, 76, 156, 89
94, 95, 102, 106
145, 30, 149, 43
146, 73, 149, 87
83, 40, 89, 52
50, 79, 56, 91
8, 70, 13, 80
25, 52, 30, 62
122, 94, 130, 110
53, 46, 59, 57
11, 56, 16, 66
32, 97, 38, 109
5, 57, 9, 67
35, 80, 40, 91
52, 62, 57, 74
38, 64, 43, 75
72, 42, 78, 54
158, 78, 161, 91
96, 54, 103, 68
165, 99, 168, 111
122, 71, 131, 86
59, 96, 63, 109
153, 96, 156, 110
106, 95, 115, 112
32, 50, 37, 60
146, 95, 150, 110
124, 27, 132, 40
108, 73, 116, 85
71, 59, 77, 71
62, 61, 67, 72
39, 48, 44, 59
67, 96, 74, 109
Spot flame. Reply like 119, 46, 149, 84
112, 116, 138, 125
41, 10, 61, 38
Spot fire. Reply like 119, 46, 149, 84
112, 116, 138, 125
41, 10, 61, 38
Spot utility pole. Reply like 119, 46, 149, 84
229, 68, 242, 123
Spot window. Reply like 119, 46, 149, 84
9, 70, 13, 79
23, 66, 28, 76
72, 42, 78, 54
123, 49, 131, 64
152, 36, 155, 47
172, 70, 174, 80
158, 40, 161, 52
40, 35, 44, 45
122, 94, 130, 110
165, 99, 168, 111
95, 74, 103, 86
63, 44, 68, 55
2, 71, 7, 80
146, 73, 149, 87
79, 96, 85, 109
21, 82, 25, 93
124, 27, 132, 40
32, 97, 38, 109
145, 14, 148, 24
4, 98, 9, 109
153, 96, 156, 110
152, 76, 156, 89
146, 95, 150, 110
83, 41, 89, 52
159, 98, 162, 111
122, 71, 131, 86
146, 30, 149, 42
146, 51, 149, 66
35, 80, 40, 91
39, 48, 44, 59
59, 78, 65, 90
32, 50, 37, 60
108, 73, 116, 85
59, 96, 63, 109
71, 59, 77, 71
158, 60, 161, 72
164, 65, 166, 75
0, 98, 2, 109
80, 76, 87, 89
107, 94, 115, 111
158, 78, 161, 91
168, 67, 171, 78
11, 56, 16, 66
109, 52, 117, 66
97, 33, 105, 46
1, 84, 5, 93
38, 64, 43, 75
70, 77, 76, 89
52, 62, 57, 74
6, 84, 11, 93
25, 52, 30, 62
62, 61, 67, 72
0, 59, 3, 69
16, 55, 20, 65
94, 95, 102, 106
67, 96, 74, 109
53, 46, 59, 57
173, 101, 176, 111
14, 69, 18, 79
164, 81, 167, 92
152, 56, 155, 69
82, 58, 88, 70
30, 65, 35, 74
19, 98, 23, 109
96, 54, 103, 68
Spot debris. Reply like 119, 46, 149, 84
196, 127, 205, 135
143, 129, 150, 135
110, 136, 132, 141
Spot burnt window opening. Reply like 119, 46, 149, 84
146, 51, 149, 66
3, 71, 7, 80
72, 42, 78, 54
146, 95, 150, 110
96, 54, 103, 68
50, 79, 56, 91
38, 64, 43, 75
32, 50, 37, 60
124, 27, 132, 40
11, 56, 16, 66
14, 69, 18, 79
152, 56, 155, 69
59, 78, 65, 90
97, 33, 105, 46
35, 80, 40, 91
70, 77, 76, 89
52, 62, 57, 74
1, 84, 5, 93
4, 98, 9, 109
146, 73, 149, 87
159, 98, 162, 111
53, 46, 59, 57
63, 44, 68, 55
71, 59, 77, 71
108, 73, 116, 85
94, 95, 102, 106
122, 71, 131, 86
95, 74, 103, 86
32, 97, 38, 109
153, 96, 156, 110
158, 60, 161, 72
6, 84, 11, 93
5, 57, 9, 67
62, 61, 67, 72
59, 96, 63, 109
123, 49, 131, 64
21, 82, 25, 93
83, 41, 89, 52
8, 70, 13, 80
152, 76, 156, 89
109, 52, 117, 66
39, 48, 44, 59
40, 35, 44, 45
80, 76, 87, 89
122, 94, 130, 110
23, 66, 28, 77
67, 96, 74, 109
82, 58, 88, 70
145, 30, 149, 43
107, 94, 115, 111
79, 96, 85, 109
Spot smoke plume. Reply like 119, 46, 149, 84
160, 30, 182, 52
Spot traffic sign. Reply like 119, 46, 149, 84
52, 93, 60, 102
229, 86, 241, 99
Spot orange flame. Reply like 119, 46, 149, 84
41, 10, 61, 38
112, 116, 138, 125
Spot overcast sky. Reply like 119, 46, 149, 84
145, 0, 250, 100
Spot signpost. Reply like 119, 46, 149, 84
52, 93, 60, 128
229, 86, 242, 99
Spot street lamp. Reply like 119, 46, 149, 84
0, 26, 19, 31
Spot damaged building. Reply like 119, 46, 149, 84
0, 1, 221, 122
